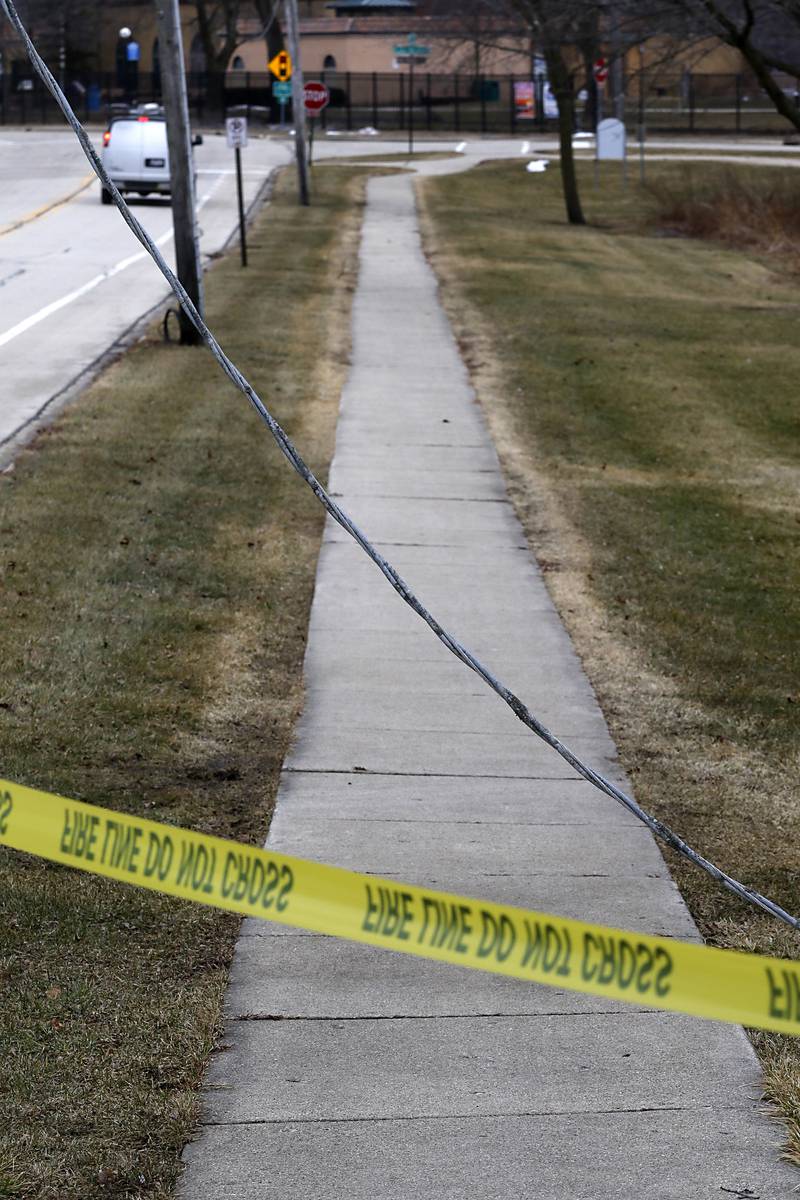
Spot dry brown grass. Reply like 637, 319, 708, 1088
418, 158, 800, 1165
0, 164, 376, 1199
655, 165, 800, 264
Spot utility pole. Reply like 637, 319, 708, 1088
154, 0, 204, 344
283, 0, 309, 206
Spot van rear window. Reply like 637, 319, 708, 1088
108, 121, 141, 143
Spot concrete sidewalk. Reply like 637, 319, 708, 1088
179, 174, 794, 1198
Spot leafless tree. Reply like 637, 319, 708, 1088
504, 0, 613, 224
426, 0, 529, 76
499, 1, 682, 224
5, 0, 101, 75
656, 0, 800, 129
190, 0, 284, 109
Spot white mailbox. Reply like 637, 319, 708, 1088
597, 118, 626, 161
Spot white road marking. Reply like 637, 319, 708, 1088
0, 174, 226, 349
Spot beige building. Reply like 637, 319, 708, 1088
231, 2, 531, 77
7, 0, 748, 92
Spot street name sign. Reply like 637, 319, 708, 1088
393, 32, 430, 60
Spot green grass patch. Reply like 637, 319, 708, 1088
0, 165, 373, 1197
419, 158, 800, 1156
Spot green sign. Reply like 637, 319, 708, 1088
273, 80, 292, 101
394, 32, 430, 58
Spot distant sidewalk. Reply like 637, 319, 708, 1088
179, 171, 794, 1198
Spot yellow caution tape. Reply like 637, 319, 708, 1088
2, 775, 800, 1035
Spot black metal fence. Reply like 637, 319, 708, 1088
1, 66, 796, 136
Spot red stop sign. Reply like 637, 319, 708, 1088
304, 81, 330, 116
594, 57, 608, 84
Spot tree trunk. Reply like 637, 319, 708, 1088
544, 44, 584, 225
254, 0, 285, 60
266, 20, 283, 61
576, 17, 599, 132
205, 67, 226, 120
557, 91, 584, 225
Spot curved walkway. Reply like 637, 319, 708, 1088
179, 173, 795, 1198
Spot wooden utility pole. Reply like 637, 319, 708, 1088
154, 0, 204, 344
283, 0, 309, 206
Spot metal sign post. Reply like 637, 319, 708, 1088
593, 57, 608, 189
393, 33, 430, 156
226, 115, 248, 267
303, 81, 330, 167
273, 79, 292, 124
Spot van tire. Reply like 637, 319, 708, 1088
101, 187, 112, 205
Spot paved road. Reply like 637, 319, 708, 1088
0, 129, 290, 456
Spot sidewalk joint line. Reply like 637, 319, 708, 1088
231, 1009, 653, 1022
273, 817, 644, 827
282, 769, 597, 782
200, 1104, 736, 1130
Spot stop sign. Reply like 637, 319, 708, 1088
304, 81, 330, 116
593, 57, 608, 84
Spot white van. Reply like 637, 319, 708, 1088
99, 106, 202, 204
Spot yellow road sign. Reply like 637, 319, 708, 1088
269, 50, 292, 81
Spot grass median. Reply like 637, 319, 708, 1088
0, 164, 378, 1198
418, 159, 800, 1157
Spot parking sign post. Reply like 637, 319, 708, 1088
226, 115, 248, 267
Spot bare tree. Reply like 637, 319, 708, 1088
190, 0, 284, 111
504, 0, 609, 224
7, 0, 101, 76
659, 0, 800, 130
427, 0, 529, 77
503, 1, 678, 223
